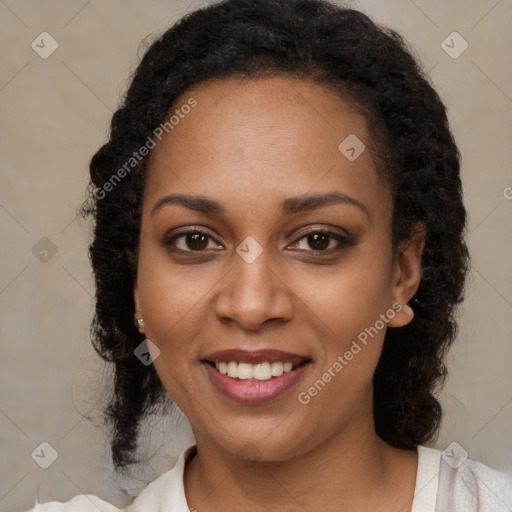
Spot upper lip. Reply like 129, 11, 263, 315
203, 349, 310, 365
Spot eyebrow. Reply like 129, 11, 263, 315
151, 191, 369, 218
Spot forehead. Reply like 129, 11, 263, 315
144, 75, 391, 221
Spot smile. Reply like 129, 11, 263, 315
213, 360, 295, 380
202, 349, 312, 404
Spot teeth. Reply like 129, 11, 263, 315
254, 362, 271, 380
271, 361, 284, 377
238, 363, 253, 380
214, 361, 296, 381
227, 361, 238, 378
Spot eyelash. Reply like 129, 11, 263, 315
163, 227, 355, 255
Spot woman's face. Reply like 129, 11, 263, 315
134, 76, 421, 461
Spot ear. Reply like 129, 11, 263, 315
387, 223, 426, 328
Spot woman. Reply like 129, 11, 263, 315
28, 0, 512, 510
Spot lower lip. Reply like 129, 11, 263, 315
203, 362, 310, 404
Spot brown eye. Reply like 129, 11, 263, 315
307, 233, 331, 251
185, 233, 209, 250
165, 229, 222, 252
290, 230, 353, 252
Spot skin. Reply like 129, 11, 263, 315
133, 75, 426, 512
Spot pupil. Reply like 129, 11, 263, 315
309, 233, 329, 250
187, 233, 208, 250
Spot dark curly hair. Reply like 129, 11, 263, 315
80, 0, 470, 473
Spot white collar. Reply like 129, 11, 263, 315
136, 443, 440, 512
411, 445, 441, 512
129, 442, 196, 511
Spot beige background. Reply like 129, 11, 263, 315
1, 0, 511, 510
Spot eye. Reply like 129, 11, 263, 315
289, 229, 353, 252
164, 227, 354, 255
164, 229, 223, 252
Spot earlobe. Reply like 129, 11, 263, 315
388, 302, 415, 328
387, 223, 426, 328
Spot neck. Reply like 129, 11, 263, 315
183, 412, 418, 512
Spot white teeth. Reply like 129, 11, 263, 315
214, 361, 296, 381
254, 362, 272, 380
238, 363, 254, 380
227, 361, 238, 378
270, 361, 284, 377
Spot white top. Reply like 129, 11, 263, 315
27, 444, 512, 511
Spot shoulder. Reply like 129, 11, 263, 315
439, 452, 512, 511
26, 494, 123, 512
25, 471, 176, 512
23, 444, 196, 512
416, 445, 512, 512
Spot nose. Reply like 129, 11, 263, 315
214, 249, 294, 332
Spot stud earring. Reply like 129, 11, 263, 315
135, 316, 145, 333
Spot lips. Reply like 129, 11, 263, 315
202, 349, 312, 404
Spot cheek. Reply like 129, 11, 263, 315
295, 252, 392, 334
294, 271, 391, 426
290, 255, 394, 399
136, 246, 206, 365
137, 230, 211, 318
137, 259, 209, 404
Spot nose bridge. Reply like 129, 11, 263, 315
215, 243, 293, 329
234, 248, 273, 298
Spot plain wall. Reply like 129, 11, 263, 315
1, 1, 511, 510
